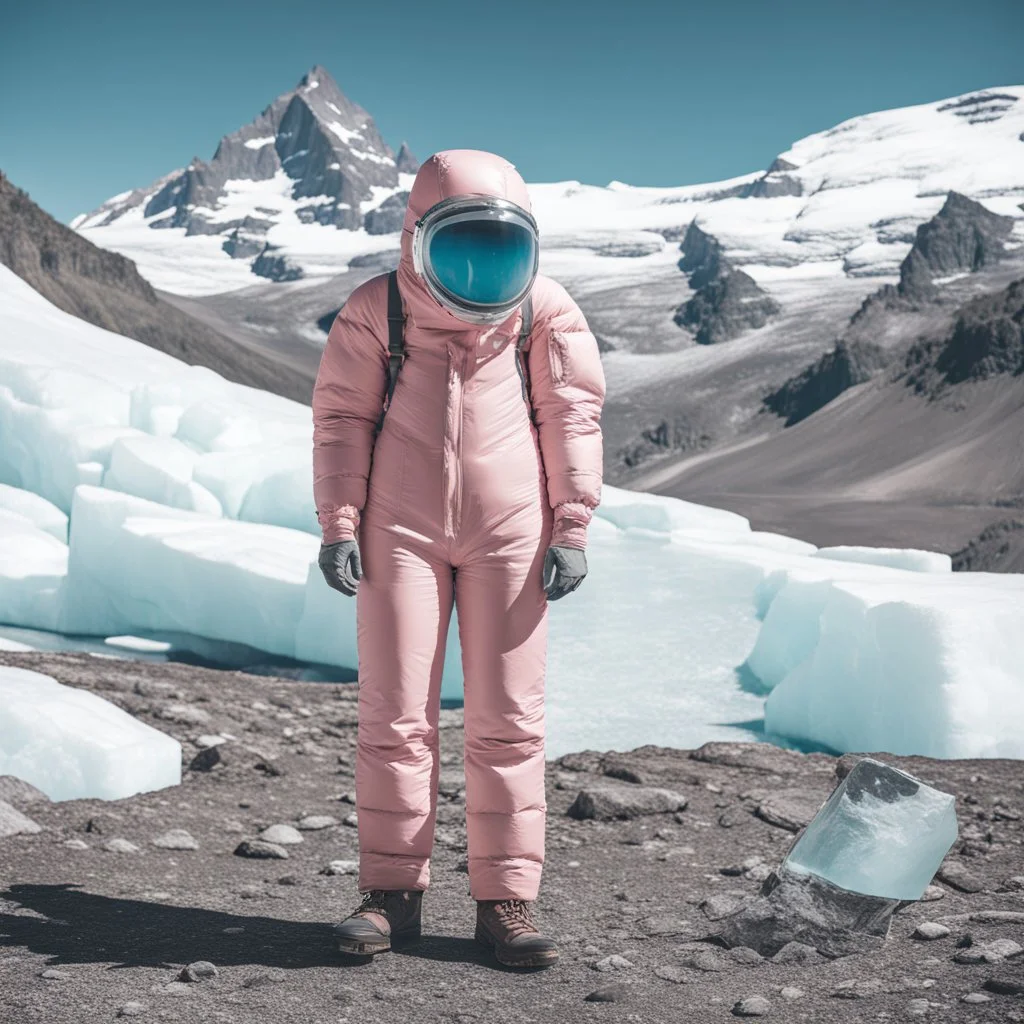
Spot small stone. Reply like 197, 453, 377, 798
745, 863, 773, 883
343, 812, 359, 827
117, 1002, 148, 1017
0, 800, 42, 838
39, 968, 72, 980
832, 979, 883, 999
653, 965, 690, 984
567, 784, 688, 821
983, 975, 1024, 996
234, 839, 289, 860
732, 995, 771, 1017
961, 992, 992, 1004
321, 859, 359, 876
178, 961, 218, 982
222, 927, 245, 935
936, 862, 984, 893
755, 791, 825, 832
953, 938, 1022, 964
63, 838, 89, 850
907, 998, 931, 1017
728, 946, 763, 965
259, 824, 303, 845
701, 894, 746, 921
195, 734, 227, 748
103, 838, 140, 854
593, 954, 634, 971
913, 922, 950, 941
920, 885, 945, 902
152, 829, 199, 851
779, 987, 804, 1000
679, 949, 727, 972
161, 703, 211, 726
189, 746, 223, 772
161, 981, 192, 996
970, 910, 1024, 924
1001, 875, 1024, 891
296, 815, 338, 831
584, 982, 631, 1003
770, 942, 821, 965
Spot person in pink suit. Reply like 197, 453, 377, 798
311, 148, 606, 968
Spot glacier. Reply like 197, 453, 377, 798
1, 264, 1023, 760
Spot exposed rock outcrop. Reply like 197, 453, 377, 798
765, 339, 890, 426
0, 172, 311, 403
674, 222, 781, 344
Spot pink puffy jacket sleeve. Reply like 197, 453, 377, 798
527, 281, 607, 550
311, 282, 388, 544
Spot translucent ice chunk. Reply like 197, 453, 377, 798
782, 758, 958, 901
0, 665, 182, 802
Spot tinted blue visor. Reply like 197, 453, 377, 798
424, 214, 537, 308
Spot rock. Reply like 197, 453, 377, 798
970, 910, 1024, 924
322, 860, 358, 876
746, 864, 773, 883
679, 948, 728, 972
188, 746, 223, 772
727, 946, 763, 965
39, 968, 72, 980
954, 938, 1022, 963
566, 784, 688, 821
770, 942, 821, 964
983, 975, 1024, 996
755, 791, 825, 832
296, 815, 338, 831
832, 979, 883, 999
103, 838, 141, 854
602, 762, 644, 785
0, 799, 42, 838
936, 861, 984, 893
701, 894, 746, 921
160, 703, 211, 726
152, 829, 199, 851
906, 997, 931, 1017
690, 742, 804, 774
64, 838, 89, 850
653, 965, 690, 984
715, 868, 898, 958
1000, 875, 1024, 891
584, 982, 631, 1003
258, 824, 303, 845
920, 885, 945, 902
592, 954, 634, 971
962, 991, 993, 1003
779, 987, 804, 1000
117, 1002, 148, 1016
913, 922, 950, 940
178, 960, 218, 982
0, 776, 49, 805
732, 995, 771, 1017
638, 915, 695, 937
234, 839, 289, 860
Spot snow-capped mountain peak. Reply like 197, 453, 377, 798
72, 66, 418, 287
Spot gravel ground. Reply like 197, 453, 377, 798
1, 650, 1022, 1024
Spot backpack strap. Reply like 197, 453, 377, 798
514, 295, 537, 427
376, 270, 406, 435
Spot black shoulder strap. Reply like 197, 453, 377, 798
376, 270, 406, 435
514, 295, 537, 426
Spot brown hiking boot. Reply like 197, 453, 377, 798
333, 888, 423, 955
475, 898, 559, 968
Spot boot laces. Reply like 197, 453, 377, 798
356, 888, 389, 916
493, 898, 536, 937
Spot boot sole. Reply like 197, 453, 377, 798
475, 922, 559, 968
336, 923, 421, 956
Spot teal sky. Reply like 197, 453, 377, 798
2, 0, 1021, 224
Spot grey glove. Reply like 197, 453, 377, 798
319, 539, 363, 596
542, 546, 588, 601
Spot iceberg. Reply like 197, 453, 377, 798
782, 758, 959, 901
0, 665, 182, 801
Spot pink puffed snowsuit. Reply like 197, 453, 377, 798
311, 149, 606, 901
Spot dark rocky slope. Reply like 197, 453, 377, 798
1, 650, 1022, 1023
0, 173, 313, 404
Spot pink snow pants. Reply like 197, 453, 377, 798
311, 150, 606, 901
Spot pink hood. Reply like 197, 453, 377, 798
396, 149, 534, 334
